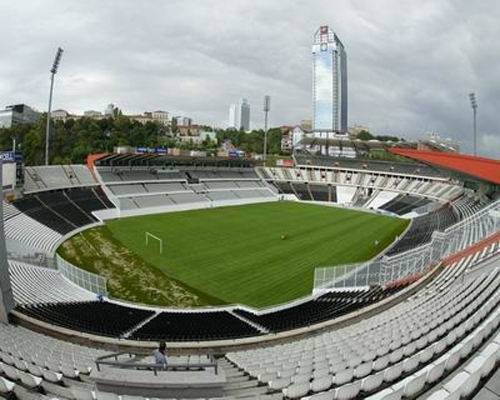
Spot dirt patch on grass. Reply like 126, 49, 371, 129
58, 227, 205, 307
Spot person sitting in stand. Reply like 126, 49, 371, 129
153, 341, 168, 368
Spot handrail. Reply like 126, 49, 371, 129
95, 352, 219, 375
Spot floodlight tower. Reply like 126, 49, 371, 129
468, 92, 478, 157
263, 95, 271, 162
45, 47, 64, 166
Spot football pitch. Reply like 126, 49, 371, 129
59, 201, 409, 308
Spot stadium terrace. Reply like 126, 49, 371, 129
0, 150, 499, 399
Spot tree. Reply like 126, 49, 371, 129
357, 130, 374, 141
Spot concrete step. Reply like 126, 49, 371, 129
224, 385, 269, 398
224, 379, 260, 391
222, 368, 245, 376
227, 374, 252, 383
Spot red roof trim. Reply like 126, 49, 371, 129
389, 148, 500, 184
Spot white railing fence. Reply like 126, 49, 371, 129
314, 200, 500, 290
56, 254, 108, 296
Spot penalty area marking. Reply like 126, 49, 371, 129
145, 232, 163, 254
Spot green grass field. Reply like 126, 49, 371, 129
58, 202, 408, 308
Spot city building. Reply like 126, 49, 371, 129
104, 103, 116, 116
281, 126, 308, 153
177, 129, 216, 145
228, 104, 238, 129
83, 110, 103, 118
228, 99, 251, 131
51, 109, 72, 122
239, 98, 250, 131
173, 116, 192, 126
152, 110, 169, 124
312, 25, 347, 134
0, 104, 40, 128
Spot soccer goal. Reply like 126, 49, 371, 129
145, 232, 163, 254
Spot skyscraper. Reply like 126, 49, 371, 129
228, 99, 251, 131
312, 25, 347, 134
239, 98, 250, 131
228, 104, 238, 129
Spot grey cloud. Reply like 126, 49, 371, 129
0, 0, 498, 158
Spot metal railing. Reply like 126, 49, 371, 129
95, 352, 218, 375
56, 254, 108, 295
314, 200, 500, 289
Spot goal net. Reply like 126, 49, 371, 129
145, 232, 163, 254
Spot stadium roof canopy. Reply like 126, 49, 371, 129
389, 148, 500, 185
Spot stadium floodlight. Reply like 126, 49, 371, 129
45, 47, 64, 166
263, 95, 271, 163
468, 92, 478, 157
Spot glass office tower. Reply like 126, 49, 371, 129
312, 25, 347, 134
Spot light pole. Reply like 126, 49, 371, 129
263, 95, 271, 163
468, 92, 478, 157
45, 47, 64, 165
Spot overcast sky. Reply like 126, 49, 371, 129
1, 0, 499, 157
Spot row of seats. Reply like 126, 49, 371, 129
378, 194, 432, 216
8, 261, 96, 305
273, 182, 338, 203
386, 204, 459, 255
97, 167, 258, 183
19, 301, 155, 338
11, 187, 114, 234
233, 287, 397, 332
119, 188, 276, 210
131, 311, 262, 341
262, 167, 462, 204
24, 165, 98, 193
3, 212, 62, 254
0, 322, 105, 376
293, 155, 449, 178
226, 255, 500, 399
12, 284, 405, 341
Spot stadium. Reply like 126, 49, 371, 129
0, 148, 499, 400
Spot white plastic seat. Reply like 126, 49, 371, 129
311, 375, 332, 393
354, 362, 372, 379
384, 364, 402, 382
402, 373, 426, 397
402, 355, 419, 373
335, 380, 361, 400
27, 363, 43, 376
334, 368, 353, 385
19, 371, 42, 388
2, 364, 19, 381
418, 347, 434, 364
443, 371, 471, 398
42, 369, 63, 383
269, 377, 291, 390
426, 361, 446, 384
283, 382, 310, 399
373, 356, 389, 371
444, 350, 461, 371
0, 377, 16, 394
361, 371, 384, 393
61, 364, 80, 378
291, 373, 310, 384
